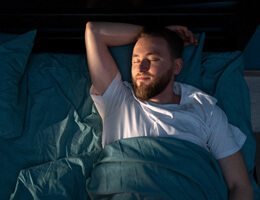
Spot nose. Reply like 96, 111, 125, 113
139, 59, 150, 72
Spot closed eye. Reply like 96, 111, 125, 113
132, 59, 140, 64
149, 57, 160, 62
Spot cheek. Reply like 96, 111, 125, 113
131, 66, 135, 75
131, 65, 138, 75
150, 63, 165, 74
131, 67, 137, 80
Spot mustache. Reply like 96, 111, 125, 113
135, 72, 154, 78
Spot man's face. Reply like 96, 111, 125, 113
131, 36, 174, 101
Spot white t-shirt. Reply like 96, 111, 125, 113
90, 72, 246, 160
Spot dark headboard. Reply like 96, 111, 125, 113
0, 0, 259, 53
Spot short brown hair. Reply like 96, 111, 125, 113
137, 26, 184, 59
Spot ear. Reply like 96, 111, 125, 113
173, 58, 183, 75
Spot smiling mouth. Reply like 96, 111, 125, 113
136, 74, 152, 80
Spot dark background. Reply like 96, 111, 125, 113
0, 0, 259, 53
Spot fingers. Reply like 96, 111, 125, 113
185, 30, 199, 47
179, 28, 198, 47
190, 31, 199, 45
166, 25, 198, 47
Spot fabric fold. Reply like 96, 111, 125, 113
86, 137, 228, 200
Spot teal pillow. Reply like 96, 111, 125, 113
109, 44, 135, 82
243, 25, 260, 70
176, 33, 205, 89
0, 33, 19, 45
0, 30, 36, 139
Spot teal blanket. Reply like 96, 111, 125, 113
10, 137, 228, 200
86, 137, 228, 200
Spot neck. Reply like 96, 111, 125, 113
149, 81, 181, 104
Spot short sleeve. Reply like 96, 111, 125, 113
207, 105, 247, 160
90, 72, 130, 119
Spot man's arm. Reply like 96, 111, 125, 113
85, 22, 140, 95
217, 151, 254, 200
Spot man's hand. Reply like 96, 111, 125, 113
166, 25, 198, 47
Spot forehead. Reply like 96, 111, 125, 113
133, 37, 169, 56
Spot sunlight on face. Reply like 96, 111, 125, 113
131, 37, 174, 101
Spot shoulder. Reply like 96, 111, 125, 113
91, 72, 133, 104
176, 82, 217, 105
176, 82, 218, 121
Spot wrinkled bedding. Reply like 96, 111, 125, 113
86, 137, 228, 200
9, 137, 229, 199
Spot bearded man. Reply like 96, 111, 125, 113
85, 21, 253, 199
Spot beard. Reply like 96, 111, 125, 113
132, 68, 173, 101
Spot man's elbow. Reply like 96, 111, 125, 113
86, 21, 100, 35
85, 21, 100, 46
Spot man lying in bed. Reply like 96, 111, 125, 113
85, 21, 253, 199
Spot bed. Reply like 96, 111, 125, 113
0, 1, 260, 199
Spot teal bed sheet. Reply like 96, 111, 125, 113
0, 32, 259, 199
